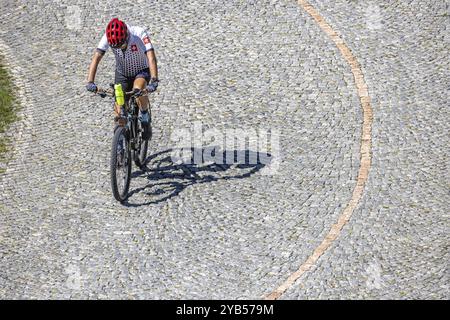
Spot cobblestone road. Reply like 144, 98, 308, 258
0, 0, 448, 299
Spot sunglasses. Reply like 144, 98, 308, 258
111, 41, 127, 50
111, 33, 129, 49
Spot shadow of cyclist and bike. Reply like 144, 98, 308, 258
122, 147, 272, 207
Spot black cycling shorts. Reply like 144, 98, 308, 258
114, 69, 150, 99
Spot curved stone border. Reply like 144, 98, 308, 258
0, 39, 34, 178
265, 0, 374, 300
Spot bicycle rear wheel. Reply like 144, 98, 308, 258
111, 126, 131, 202
134, 120, 150, 168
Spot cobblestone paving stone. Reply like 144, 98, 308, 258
0, 0, 447, 299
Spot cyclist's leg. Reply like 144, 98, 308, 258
133, 70, 151, 140
133, 70, 150, 112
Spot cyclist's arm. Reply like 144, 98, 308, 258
139, 28, 158, 80
87, 33, 109, 83
87, 50, 104, 83
146, 49, 158, 81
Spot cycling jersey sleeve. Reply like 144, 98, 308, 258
139, 28, 154, 52
97, 33, 109, 53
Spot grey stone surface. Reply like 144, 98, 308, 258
0, 0, 447, 299
282, 0, 449, 300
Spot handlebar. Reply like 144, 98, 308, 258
95, 86, 149, 98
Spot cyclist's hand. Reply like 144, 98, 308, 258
146, 78, 159, 93
86, 82, 97, 93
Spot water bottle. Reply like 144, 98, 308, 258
114, 83, 125, 106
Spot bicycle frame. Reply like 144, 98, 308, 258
98, 86, 148, 152
121, 97, 140, 151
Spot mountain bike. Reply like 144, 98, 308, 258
95, 85, 152, 202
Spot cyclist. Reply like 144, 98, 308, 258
86, 18, 158, 140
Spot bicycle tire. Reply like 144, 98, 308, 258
134, 121, 150, 168
110, 126, 131, 202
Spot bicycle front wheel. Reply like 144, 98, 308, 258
110, 126, 131, 202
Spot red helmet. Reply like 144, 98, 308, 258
106, 18, 128, 48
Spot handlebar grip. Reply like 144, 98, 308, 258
96, 88, 114, 96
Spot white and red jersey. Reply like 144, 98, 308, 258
97, 24, 154, 77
